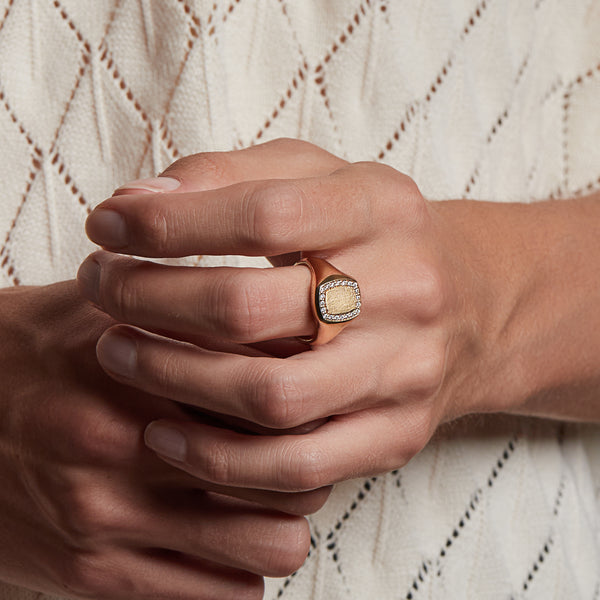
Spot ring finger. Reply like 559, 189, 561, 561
78, 251, 316, 343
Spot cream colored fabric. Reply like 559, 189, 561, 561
0, 0, 599, 598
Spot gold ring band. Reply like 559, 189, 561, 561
295, 257, 361, 345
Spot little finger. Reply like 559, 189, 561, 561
143, 406, 433, 492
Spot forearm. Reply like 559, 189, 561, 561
433, 193, 600, 422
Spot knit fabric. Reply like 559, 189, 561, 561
0, 0, 599, 598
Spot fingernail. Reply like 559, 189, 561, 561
145, 423, 187, 462
86, 209, 128, 248
77, 259, 100, 305
97, 331, 137, 378
113, 177, 180, 195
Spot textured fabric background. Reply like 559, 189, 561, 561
0, 0, 599, 598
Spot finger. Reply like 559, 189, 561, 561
65, 546, 263, 600
143, 406, 432, 492
95, 325, 378, 429
84, 162, 395, 257
187, 480, 332, 516
78, 252, 313, 343
128, 492, 311, 577
113, 137, 346, 196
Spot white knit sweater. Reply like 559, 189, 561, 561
1, 1, 599, 599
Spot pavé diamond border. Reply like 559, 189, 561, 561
316, 276, 361, 323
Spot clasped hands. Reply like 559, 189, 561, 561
75, 138, 489, 594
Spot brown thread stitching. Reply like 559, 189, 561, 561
175, 0, 201, 29
377, 0, 491, 162
277, 0, 310, 67
0, 90, 44, 258
157, 11, 200, 123
0, 251, 20, 286
144, 2, 202, 171
569, 61, 600, 88
561, 85, 571, 194
309, 1, 375, 153
205, 0, 240, 36
0, 153, 91, 286
48, 0, 121, 156
0, 90, 43, 152
159, 123, 182, 160
98, 44, 154, 179
571, 175, 600, 198
52, 0, 92, 54
521, 536, 554, 592
251, 61, 308, 144
377, 57, 452, 161
464, 167, 480, 197
554, 62, 600, 198
540, 76, 564, 105
219, 0, 242, 27
462, 52, 530, 196
404, 435, 518, 600
206, 2, 217, 36
50, 151, 92, 213
47, 54, 89, 158
246, 1, 374, 147
0, 160, 40, 255
98, 46, 152, 137
241, 0, 311, 146
0, 0, 15, 38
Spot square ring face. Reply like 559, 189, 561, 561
317, 277, 361, 323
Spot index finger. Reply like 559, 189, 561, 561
85, 165, 383, 258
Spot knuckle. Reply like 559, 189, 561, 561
74, 403, 139, 464
412, 265, 446, 322
61, 487, 116, 544
361, 163, 425, 227
246, 181, 303, 250
261, 517, 310, 577
284, 439, 329, 491
146, 340, 191, 396
60, 553, 102, 598
201, 441, 236, 485
100, 260, 142, 321
162, 151, 231, 188
130, 197, 172, 255
170, 152, 231, 184
253, 366, 305, 429
411, 340, 447, 399
218, 272, 270, 342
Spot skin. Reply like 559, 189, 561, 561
78, 138, 600, 498
0, 280, 331, 600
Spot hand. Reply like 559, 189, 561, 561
0, 281, 318, 599
79, 138, 487, 494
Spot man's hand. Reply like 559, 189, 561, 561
80, 138, 600, 496
0, 281, 321, 599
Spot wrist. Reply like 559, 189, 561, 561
431, 194, 600, 422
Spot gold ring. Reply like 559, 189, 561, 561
295, 257, 361, 345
